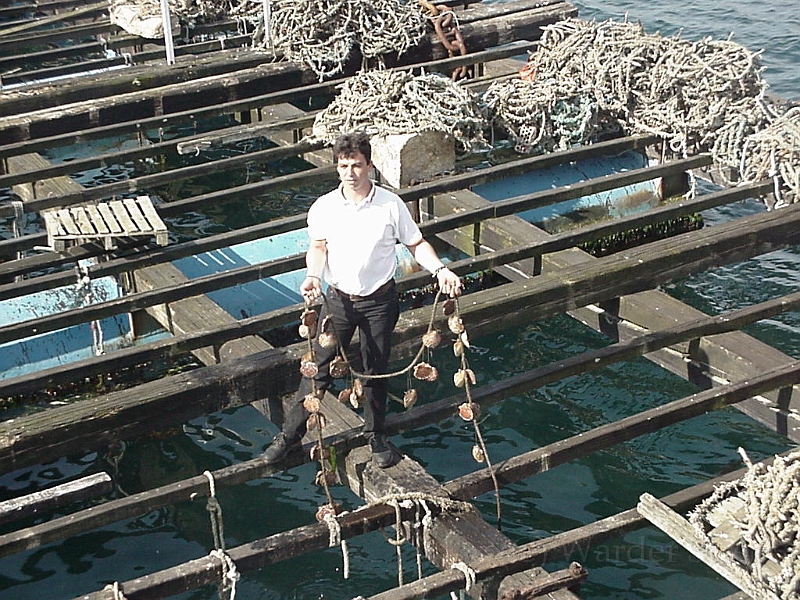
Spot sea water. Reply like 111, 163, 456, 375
0, 1, 799, 599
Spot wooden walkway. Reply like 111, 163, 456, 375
0, 1, 798, 599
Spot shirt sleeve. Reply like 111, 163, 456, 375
306, 196, 327, 241
395, 195, 423, 246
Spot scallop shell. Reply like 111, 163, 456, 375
352, 378, 363, 397
448, 314, 465, 334
453, 338, 464, 357
318, 331, 337, 348
403, 388, 418, 408
320, 314, 333, 333
349, 391, 361, 409
306, 412, 326, 431
413, 362, 439, 382
422, 330, 441, 349
315, 502, 342, 522
298, 324, 312, 339
301, 309, 318, 328
472, 444, 485, 463
453, 368, 477, 388
300, 360, 318, 378
329, 356, 349, 378
458, 402, 480, 421
315, 470, 337, 487
443, 298, 457, 316
303, 393, 321, 413
310, 445, 331, 461
338, 388, 352, 403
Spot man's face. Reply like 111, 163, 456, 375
337, 151, 372, 194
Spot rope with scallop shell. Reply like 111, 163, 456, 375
295, 287, 504, 529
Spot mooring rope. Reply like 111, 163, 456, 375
103, 580, 129, 600
307, 69, 488, 150
449, 560, 476, 600
688, 447, 800, 599
322, 511, 351, 579
483, 17, 800, 206
202, 471, 242, 600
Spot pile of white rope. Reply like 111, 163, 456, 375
229, 0, 428, 80
308, 70, 489, 151
483, 17, 799, 204
689, 447, 800, 600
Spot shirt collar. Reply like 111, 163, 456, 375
339, 180, 376, 206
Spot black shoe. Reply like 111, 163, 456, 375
261, 433, 300, 464
369, 434, 396, 468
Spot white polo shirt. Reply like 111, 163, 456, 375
307, 182, 423, 296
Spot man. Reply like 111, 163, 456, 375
262, 132, 463, 468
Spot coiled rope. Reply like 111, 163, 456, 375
308, 69, 489, 151
230, 0, 428, 79
688, 447, 800, 600
484, 17, 799, 205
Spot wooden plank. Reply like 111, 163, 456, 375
122, 197, 151, 233
108, 199, 138, 234
133, 262, 273, 366
637, 493, 780, 600
84, 204, 111, 235
135, 196, 168, 245
0, 192, 800, 352
1, 329, 797, 557
97, 202, 123, 234
67, 459, 760, 600
55, 208, 81, 236
0, 2, 576, 134
0, 202, 795, 439
431, 186, 800, 441
0, 472, 112, 526
70, 206, 96, 236
0, 1, 106, 36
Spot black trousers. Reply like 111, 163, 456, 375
282, 280, 400, 440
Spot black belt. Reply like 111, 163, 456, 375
331, 279, 395, 301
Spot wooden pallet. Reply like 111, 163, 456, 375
42, 195, 168, 251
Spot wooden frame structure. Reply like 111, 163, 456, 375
1, 1, 798, 599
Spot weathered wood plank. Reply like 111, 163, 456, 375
0, 1, 575, 122
0, 1, 106, 36
637, 493, 778, 600
0, 203, 798, 471
67, 457, 766, 600
1, 302, 797, 557
0, 153, 716, 345
432, 184, 800, 441
0, 472, 113, 526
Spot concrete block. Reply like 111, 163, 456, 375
371, 131, 455, 188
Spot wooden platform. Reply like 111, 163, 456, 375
42, 196, 168, 250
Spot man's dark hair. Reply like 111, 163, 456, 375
333, 132, 371, 163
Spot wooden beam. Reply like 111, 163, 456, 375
0, 153, 714, 345
0, 182, 783, 400
1, 303, 797, 557
636, 493, 780, 600
0, 203, 798, 471
0, 1, 106, 36
0, 472, 112, 526
0, 1, 575, 122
